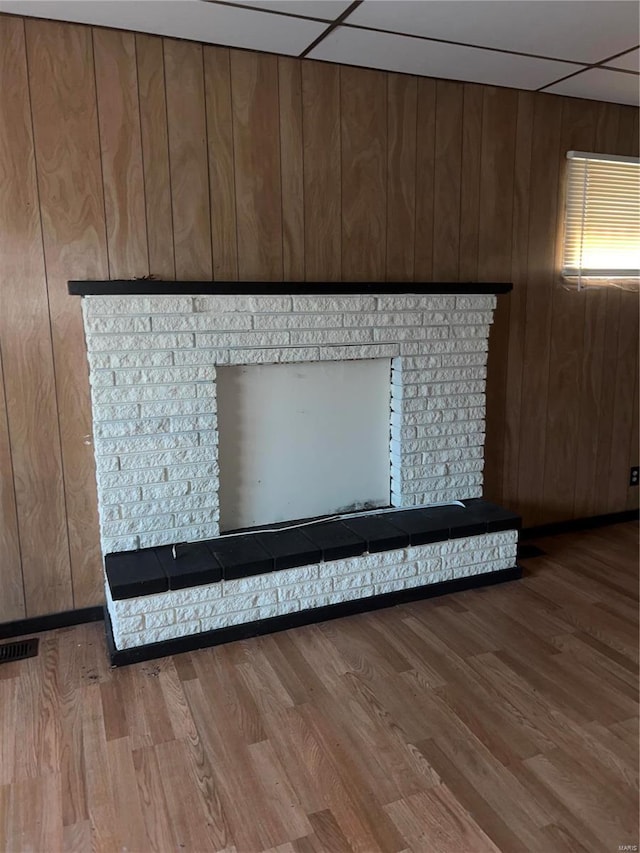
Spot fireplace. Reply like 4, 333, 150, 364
70, 282, 520, 664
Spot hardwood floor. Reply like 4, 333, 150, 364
0, 522, 637, 852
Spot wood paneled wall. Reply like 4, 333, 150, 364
0, 13, 638, 621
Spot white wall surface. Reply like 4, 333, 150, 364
217, 359, 392, 530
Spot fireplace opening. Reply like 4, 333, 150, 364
216, 359, 392, 531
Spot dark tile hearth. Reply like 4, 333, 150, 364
105, 500, 521, 601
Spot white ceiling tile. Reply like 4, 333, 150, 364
0, 0, 326, 55
349, 1, 639, 64
605, 47, 640, 73
309, 26, 583, 90
544, 67, 640, 106
214, 0, 353, 20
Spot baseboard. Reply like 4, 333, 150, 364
105, 564, 522, 666
0, 606, 104, 641
520, 509, 639, 541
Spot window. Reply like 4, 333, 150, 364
562, 151, 640, 287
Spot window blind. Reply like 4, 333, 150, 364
562, 151, 640, 285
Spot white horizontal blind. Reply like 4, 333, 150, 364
562, 151, 640, 286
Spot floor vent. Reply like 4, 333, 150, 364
0, 637, 39, 664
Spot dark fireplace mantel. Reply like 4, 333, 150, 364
68, 280, 513, 296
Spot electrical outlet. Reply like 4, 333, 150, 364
630, 466, 639, 487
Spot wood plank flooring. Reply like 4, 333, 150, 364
0, 522, 637, 852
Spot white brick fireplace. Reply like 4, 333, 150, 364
73, 284, 519, 660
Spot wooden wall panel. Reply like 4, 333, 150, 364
432, 80, 463, 281
386, 74, 416, 282
302, 62, 341, 282
164, 39, 212, 280
0, 343, 24, 621
0, 13, 637, 621
414, 79, 436, 281
341, 66, 387, 281
93, 28, 148, 279
278, 57, 305, 282
231, 51, 283, 281
517, 94, 564, 524
478, 88, 517, 505
0, 16, 73, 619
26, 18, 108, 609
136, 34, 175, 280
204, 46, 238, 282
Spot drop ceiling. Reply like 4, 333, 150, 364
1, 0, 638, 105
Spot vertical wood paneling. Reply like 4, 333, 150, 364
0, 343, 24, 621
135, 34, 176, 280
231, 50, 283, 281
517, 94, 563, 524
458, 84, 484, 281
279, 57, 305, 282
26, 19, 107, 609
386, 73, 417, 282
0, 14, 638, 623
0, 17, 73, 617
541, 98, 595, 522
341, 66, 387, 281
501, 91, 533, 510
93, 29, 148, 279
414, 78, 436, 281
478, 87, 517, 505
204, 46, 238, 282
302, 61, 341, 281
432, 80, 463, 280
164, 39, 212, 280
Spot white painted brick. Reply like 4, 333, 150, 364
399, 342, 422, 355
101, 486, 142, 505
86, 316, 151, 334
99, 468, 166, 488
95, 433, 198, 456
85, 296, 152, 316
103, 514, 174, 537
397, 474, 483, 494
122, 494, 215, 519
227, 347, 321, 365
145, 610, 176, 629
93, 404, 140, 422
138, 523, 220, 548
299, 587, 375, 609
455, 295, 496, 310
450, 325, 489, 339
91, 370, 115, 387
123, 620, 201, 648
118, 447, 215, 469
278, 578, 333, 600
196, 385, 217, 397
194, 296, 292, 313
139, 398, 215, 418
377, 295, 455, 311
94, 418, 169, 438
447, 311, 494, 325
289, 328, 373, 346
95, 455, 120, 472
254, 313, 343, 330
173, 348, 230, 365
173, 509, 219, 526
93, 384, 197, 403
141, 481, 191, 500
319, 344, 399, 360
152, 314, 252, 332
343, 312, 423, 327
196, 331, 290, 348
167, 462, 219, 481
114, 367, 212, 385
447, 352, 489, 367
170, 415, 217, 432
423, 394, 485, 411
292, 296, 376, 312
90, 333, 195, 352
101, 506, 121, 522
118, 614, 145, 633
89, 351, 174, 370
374, 327, 429, 342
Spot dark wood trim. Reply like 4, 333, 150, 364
105, 565, 523, 666
68, 280, 513, 296
520, 509, 639, 540
0, 606, 104, 641
298, 0, 363, 59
